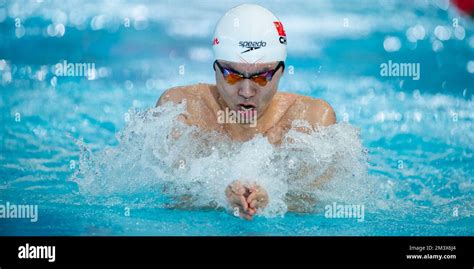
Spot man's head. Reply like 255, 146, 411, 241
212, 4, 287, 119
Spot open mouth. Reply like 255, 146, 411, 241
238, 104, 256, 111
237, 103, 257, 119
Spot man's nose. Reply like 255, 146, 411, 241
238, 80, 256, 99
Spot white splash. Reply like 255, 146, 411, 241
72, 101, 371, 217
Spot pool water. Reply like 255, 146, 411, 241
1, 0, 473, 235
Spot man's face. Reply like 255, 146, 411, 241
214, 60, 284, 119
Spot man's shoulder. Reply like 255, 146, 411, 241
283, 93, 336, 127
156, 83, 215, 106
295, 95, 334, 112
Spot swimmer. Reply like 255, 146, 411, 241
157, 4, 336, 220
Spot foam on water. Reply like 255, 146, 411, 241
2, 0, 472, 234
72, 101, 377, 217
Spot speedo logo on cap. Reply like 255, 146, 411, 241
239, 40, 267, 54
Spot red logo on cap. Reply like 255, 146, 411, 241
274, 21, 286, 37
212, 38, 219, 45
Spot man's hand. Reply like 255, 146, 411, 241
225, 180, 268, 220
245, 183, 269, 216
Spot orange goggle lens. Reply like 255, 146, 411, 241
214, 60, 284, 87
225, 73, 269, 87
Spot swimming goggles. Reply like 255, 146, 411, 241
213, 60, 284, 87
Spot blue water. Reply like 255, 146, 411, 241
1, 0, 473, 235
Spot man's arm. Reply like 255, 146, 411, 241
285, 97, 337, 211
293, 97, 336, 127
156, 86, 193, 126
304, 98, 337, 187
156, 87, 187, 106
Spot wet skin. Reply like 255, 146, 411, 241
157, 61, 336, 219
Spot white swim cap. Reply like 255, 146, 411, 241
212, 4, 287, 64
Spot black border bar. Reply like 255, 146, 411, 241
0, 236, 472, 266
